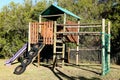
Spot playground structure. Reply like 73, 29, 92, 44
5, 4, 111, 76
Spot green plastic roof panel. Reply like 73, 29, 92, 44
41, 4, 81, 20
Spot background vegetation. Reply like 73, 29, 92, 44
0, 0, 120, 64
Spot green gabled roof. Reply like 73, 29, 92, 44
41, 4, 81, 20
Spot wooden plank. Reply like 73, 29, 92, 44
68, 48, 70, 63
41, 21, 53, 45
65, 25, 101, 28
29, 22, 39, 44
56, 32, 101, 35
57, 23, 102, 27
36, 23, 38, 43
39, 15, 42, 33
41, 14, 63, 18
70, 48, 102, 51
34, 23, 36, 43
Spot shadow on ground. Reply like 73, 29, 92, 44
41, 64, 101, 80
65, 63, 101, 75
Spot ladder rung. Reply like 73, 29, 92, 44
56, 40, 63, 43
56, 52, 63, 54
57, 37, 62, 39
57, 58, 65, 60
56, 46, 63, 48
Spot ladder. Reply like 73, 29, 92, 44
53, 37, 65, 68
53, 21, 65, 68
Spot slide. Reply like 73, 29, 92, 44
5, 43, 27, 65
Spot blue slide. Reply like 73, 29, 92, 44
5, 43, 27, 65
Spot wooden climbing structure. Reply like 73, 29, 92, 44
28, 4, 111, 76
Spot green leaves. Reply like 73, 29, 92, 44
0, 0, 46, 58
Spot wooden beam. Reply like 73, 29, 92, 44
76, 20, 80, 65
108, 21, 111, 72
53, 21, 57, 66
28, 22, 31, 51
57, 23, 102, 27
56, 32, 101, 35
70, 48, 102, 51
102, 19, 105, 76
68, 47, 70, 63
64, 25, 101, 28
41, 14, 63, 18
38, 15, 41, 67
62, 13, 66, 67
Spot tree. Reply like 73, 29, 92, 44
106, 2, 120, 64
0, 0, 46, 58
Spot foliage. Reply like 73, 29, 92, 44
106, 2, 120, 64
0, 0, 46, 58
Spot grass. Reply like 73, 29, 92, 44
0, 59, 120, 80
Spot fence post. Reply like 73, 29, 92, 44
76, 20, 80, 65
102, 19, 105, 75
108, 21, 111, 71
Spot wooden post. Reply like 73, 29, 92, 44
76, 20, 80, 65
28, 22, 31, 51
68, 47, 70, 63
39, 15, 42, 33
62, 13, 66, 66
108, 21, 111, 71
102, 19, 105, 75
53, 21, 57, 64
37, 15, 42, 67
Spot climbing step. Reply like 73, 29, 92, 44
56, 46, 63, 48
56, 52, 63, 54
56, 40, 63, 43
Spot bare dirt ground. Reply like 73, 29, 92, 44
0, 59, 120, 80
